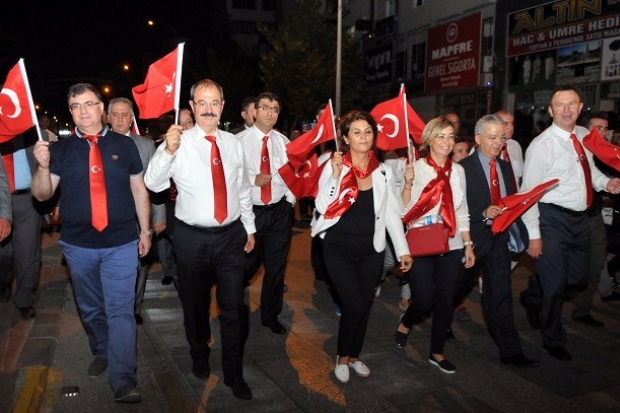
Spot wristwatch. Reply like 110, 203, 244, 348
140, 229, 152, 237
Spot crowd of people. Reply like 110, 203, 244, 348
1, 81, 620, 404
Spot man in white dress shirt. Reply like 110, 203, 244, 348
519, 87, 620, 362
144, 79, 256, 400
237, 92, 295, 335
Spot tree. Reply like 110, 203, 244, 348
259, 0, 366, 131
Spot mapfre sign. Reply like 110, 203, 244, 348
425, 12, 481, 93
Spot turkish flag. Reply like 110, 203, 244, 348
399, 85, 425, 144
286, 101, 336, 169
491, 178, 559, 234
582, 127, 620, 171
132, 44, 184, 119
371, 95, 410, 150
279, 152, 330, 199
0, 59, 36, 142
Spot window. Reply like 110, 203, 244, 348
411, 42, 425, 79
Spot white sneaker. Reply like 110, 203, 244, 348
335, 357, 349, 383
348, 360, 370, 377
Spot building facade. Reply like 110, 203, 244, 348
343, 0, 620, 144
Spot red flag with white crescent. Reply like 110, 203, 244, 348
132, 43, 184, 119
0, 59, 36, 142
370, 96, 409, 150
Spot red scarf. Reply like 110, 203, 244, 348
402, 155, 456, 237
324, 151, 380, 219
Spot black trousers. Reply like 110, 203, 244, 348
402, 249, 462, 355
174, 219, 249, 381
465, 229, 523, 358
521, 204, 590, 347
244, 199, 294, 325
323, 246, 384, 358
0, 193, 42, 308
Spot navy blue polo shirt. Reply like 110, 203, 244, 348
50, 129, 143, 248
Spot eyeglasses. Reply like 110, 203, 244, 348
193, 100, 221, 109
69, 101, 101, 112
257, 105, 280, 114
479, 134, 507, 143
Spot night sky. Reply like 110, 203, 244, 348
1, 1, 232, 121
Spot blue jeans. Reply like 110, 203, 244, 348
60, 240, 139, 391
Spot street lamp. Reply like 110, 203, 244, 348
147, 19, 181, 39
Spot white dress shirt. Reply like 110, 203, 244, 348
144, 125, 256, 233
404, 158, 470, 251
521, 122, 610, 239
237, 125, 295, 206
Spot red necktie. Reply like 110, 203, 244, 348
261, 135, 272, 204
489, 158, 501, 206
205, 135, 228, 223
569, 133, 593, 208
501, 145, 518, 192
84, 134, 108, 231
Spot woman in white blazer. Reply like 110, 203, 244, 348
395, 116, 475, 375
311, 110, 412, 384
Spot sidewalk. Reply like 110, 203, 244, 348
3, 227, 620, 412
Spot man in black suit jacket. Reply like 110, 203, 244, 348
459, 114, 539, 368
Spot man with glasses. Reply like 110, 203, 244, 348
31, 83, 151, 403
145, 79, 256, 401
459, 114, 539, 367
520, 87, 620, 361
237, 92, 295, 335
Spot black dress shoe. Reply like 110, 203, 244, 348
224, 377, 252, 400
519, 294, 541, 330
571, 314, 604, 327
0, 283, 11, 303
500, 354, 540, 367
601, 291, 620, 302
543, 345, 572, 361
18, 306, 36, 320
161, 275, 174, 286
262, 320, 286, 334
191, 359, 210, 380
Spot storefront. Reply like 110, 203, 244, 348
505, 0, 620, 147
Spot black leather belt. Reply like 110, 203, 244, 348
253, 196, 287, 211
12, 188, 31, 196
179, 218, 240, 233
541, 202, 587, 217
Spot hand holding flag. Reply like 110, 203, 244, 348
491, 179, 559, 234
